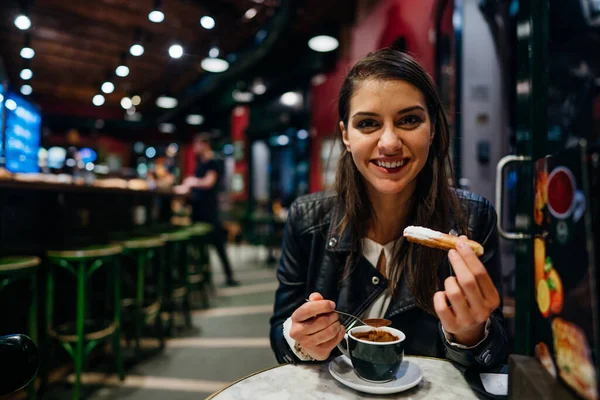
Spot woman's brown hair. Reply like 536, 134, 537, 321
333, 48, 466, 313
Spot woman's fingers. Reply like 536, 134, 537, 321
298, 312, 339, 336
455, 240, 498, 302
291, 299, 336, 323
433, 291, 457, 332
304, 319, 343, 347
444, 277, 474, 325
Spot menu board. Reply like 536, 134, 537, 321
3, 91, 41, 173
533, 143, 599, 399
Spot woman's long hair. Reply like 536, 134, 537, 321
333, 48, 466, 314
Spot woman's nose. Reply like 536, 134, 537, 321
378, 126, 402, 153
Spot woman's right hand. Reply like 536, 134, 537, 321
289, 292, 345, 361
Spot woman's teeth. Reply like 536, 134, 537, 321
375, 159, 407, 168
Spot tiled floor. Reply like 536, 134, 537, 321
38, 244, 280, 399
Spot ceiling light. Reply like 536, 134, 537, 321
130, 44, 144, 57
146, 147, 157, 158
6, 99, 17, 110
20, 85, 32, 96
308, 35, 339, 52
208, 46, 220, 58
280, 91, 302, 107
252, 0, 264, 3
148, 10, 164, 23
20, 47, 35, 59
20, 68, 33, 80
200, 16, 215, 29
158, 123, 176, 133
311, 74, 327, 86
297, 129, 309, 140
126, 107, 136, 116
156, 96, 178, 109
244, 8, 257, 20
92, 94, 105, 106
14, 15, 31, 30
186, 114, 204, 125
201, 58, 229, 73
115, 65, 129, 77
277, 135, 290, 146
252, 78, 266, 95
168, 44, 184, 59
101, 81, 114, 94
131, 95, 141, 106
120, 97, 132, 109
232, 90, 254, 103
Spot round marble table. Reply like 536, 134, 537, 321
207, 356, 479, 399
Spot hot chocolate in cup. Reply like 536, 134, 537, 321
338, 326, 406, 383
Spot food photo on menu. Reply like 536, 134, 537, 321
532, 144, 599, 400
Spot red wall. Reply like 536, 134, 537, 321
309, 0, 441, 192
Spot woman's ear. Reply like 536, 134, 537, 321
340, 121, 351, 151
429, 128, 435, 145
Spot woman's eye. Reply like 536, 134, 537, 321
398, 115, 422, 126
357, 119, 379, 129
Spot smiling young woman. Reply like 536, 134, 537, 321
270, 48, 507, 368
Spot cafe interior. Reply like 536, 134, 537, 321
0, 0, 599, 399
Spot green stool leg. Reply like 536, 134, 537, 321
156, 248, 166, 349
73, 262, 86, 400
113, 257, 124, 380
43, 265, 55, 393
135, 254, 145, 357
166, 243, 175, 337
28, 272, 38, 400
182, 242, 192, 327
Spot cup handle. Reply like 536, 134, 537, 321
336, 332, 350, 359
573, 191, 586, 222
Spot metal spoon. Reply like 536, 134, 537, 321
304, 299, 391, 327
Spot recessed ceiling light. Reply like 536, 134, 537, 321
115, 65, 129, 77
14, 15, 31, 30
201, 58, 229, 73
280, 91, 302, 107
244, 8, 257, 20
148, 10, 164, 23
200, 16, 215, 29
120, 97, 132, 109
6, 99, 17, 110
232, 90, 254, 103
20, 47, 35, 59
92, 94, 105, 106
308, 35, 339, 52
146, 147, 157, 158
130, 44, 144, 57
251, 78, 266, 95
101, 82, 115, 94
20, 84, 33, 96
208, 46, 220, 58
311, 74, 327, 86
297, 129, 309, 140
131, 95, 141, 106
186, 114, 205, 125
20, 68, 33, 80
168, 44, 184, 59
156, 96, 178, 109
158, 123, 176, 133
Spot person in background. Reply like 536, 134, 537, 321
269, 48, 507, 367
178, 133, 239, 287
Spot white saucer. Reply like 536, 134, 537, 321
328, 355, 423, 395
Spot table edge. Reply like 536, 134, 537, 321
204, 355, 449, 399
205, 364, 288, 399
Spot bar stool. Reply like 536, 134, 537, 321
160, 229, 193, 335
117, 236, 165, 356
0, 256, 40, 399
186, 223, 214, 291
46, 245, 123, 400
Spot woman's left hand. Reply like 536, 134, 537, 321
433, 237, 500, 347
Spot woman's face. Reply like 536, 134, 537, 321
341, 79, 433, 199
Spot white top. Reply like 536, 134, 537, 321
282, 237, 489, 361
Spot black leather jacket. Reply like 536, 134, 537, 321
269, 189, 508, 368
